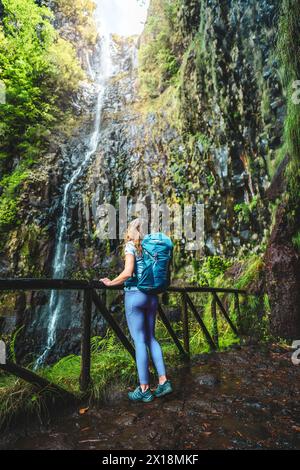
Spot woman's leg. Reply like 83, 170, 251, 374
145, 294, 167, 383
125, 291, 150, 389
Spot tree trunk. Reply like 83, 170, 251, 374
265, 204, 300, 339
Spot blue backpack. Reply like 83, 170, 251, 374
125, 233, 173, 294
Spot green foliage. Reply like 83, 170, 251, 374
0, 0, 85, 173
0, 168, 29, 229
234, 196, 258, 224
278, 0, 300, 225
292, 231, 300, 252
138, 0, 182, 98
0, 0, 89, 232
191, 256, 233, 286
206, 174, 214, 187
206, 255, 269, 339
0, 373, 47, 429
0, 196, 19, 229
233, 255, 264, 291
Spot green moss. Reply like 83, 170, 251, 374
234, 196, 259, 225
138, 0, 182, 99
0, 197, 19, 230
292, 231, 300, 252
191, 256, 233, 287
233, 255, 264, 291
0, 168, 29, 230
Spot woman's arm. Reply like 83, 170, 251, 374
100, 254, 135, 287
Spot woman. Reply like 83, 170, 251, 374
100, 218, 173, 403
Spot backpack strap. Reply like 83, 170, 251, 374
142, 245, 156, 261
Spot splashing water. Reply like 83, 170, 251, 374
35, 31, 112, 369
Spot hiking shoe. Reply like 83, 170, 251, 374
128, 386, 154, 403
153, 380, 173, 398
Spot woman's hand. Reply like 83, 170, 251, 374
100, 278, 112, 286
100, 256, 135, 287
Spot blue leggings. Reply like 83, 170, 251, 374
124, 290, 166, 384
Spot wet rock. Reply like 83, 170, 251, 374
195, 374, 221, 387
114, 412, 138, 427
162, 402, 183, 413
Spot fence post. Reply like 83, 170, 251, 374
185, 293, 217, 350
211, 295, 219, 349
181, 292, 190, 357
80, 288, 92, 392
213, 292, 239, 336
91, 289, 136, 359
234, 292, 242, 333
157, 303, 187, 358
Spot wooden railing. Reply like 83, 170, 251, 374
0, 279, 248, 394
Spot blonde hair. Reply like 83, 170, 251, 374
124, 218, 147, 255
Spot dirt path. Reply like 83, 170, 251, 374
6, 344, 300, 450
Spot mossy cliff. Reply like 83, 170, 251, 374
133, 0, 299, 339
138, 0, 283, 257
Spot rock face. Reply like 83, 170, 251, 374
140, 0, 284, 257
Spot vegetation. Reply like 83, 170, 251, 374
234, 197, 258, 223
52, 0, 98, 46
138, 0, 182, 98
278, 0, 300, 226
0, 295, 250, 428
0, 0, 92, 231
191, 256, 233, 286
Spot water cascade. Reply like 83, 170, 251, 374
34, 11, 113, 368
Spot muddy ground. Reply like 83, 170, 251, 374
2, 344, 300, 450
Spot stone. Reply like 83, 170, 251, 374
195, 374, 221, 387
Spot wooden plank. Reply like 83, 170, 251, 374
0, 278, 90, 291
80, 289, 92, 392
91, 289, 136, 360
157, 303, 187, 358
167, 285, 248, 295
0, 361, 74, 401
0, 278, 249, 295
181, 293, 190, 356
185, 294, 217, 351
213, 292, 239, 336
234, 292, 242, 333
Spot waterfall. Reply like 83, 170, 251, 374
85, 50, 96, 81
34, 0, 149, 368
34, 26, 113, 369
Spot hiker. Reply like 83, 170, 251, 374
100, 218, 173, 403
